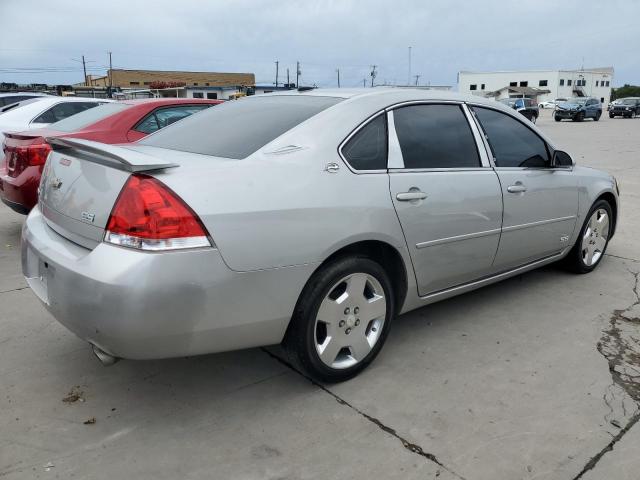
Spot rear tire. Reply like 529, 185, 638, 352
574, 112, 585, 122
283, 256, 395, 382
594, 112, 601, 121
609, 113, 615, 118
564, 200, 612, 274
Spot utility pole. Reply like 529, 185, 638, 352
370, 65, 377, 87
108, 51, 113, 98
408, 46, 412, 86
81, 55, 88, 86
296, 61, 301, 88
363, 78, 366, 88
414, 74, 421, 86
336, 68, 340, 88
287, 68, 290, 87
275, 61, 279, 87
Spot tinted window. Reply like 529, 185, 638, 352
342, 114, 387, 170
32, 102, 102, 124
49, 102, 130, 132
0, 95, 37, 107
134, 104, 211, 134
474, 107, 549, 168
141, 95, 342, 159
393, 104, 480, 169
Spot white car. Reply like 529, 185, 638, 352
0, 96, 112, 144
538, 98, 567, 109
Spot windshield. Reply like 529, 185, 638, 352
141, 95, 342, 159
621, 98, 638, 105
49, 102, 130, 132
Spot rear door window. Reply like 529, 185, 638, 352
473, 107, 549, 168
392, 104, 480, 169
141, 95, 342, 159
341, 114, 387, 170
134, 104, 212, 134
32, 102, 102, 124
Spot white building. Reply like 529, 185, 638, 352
458, 67, 614, 106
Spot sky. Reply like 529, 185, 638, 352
1, 0, 639, 89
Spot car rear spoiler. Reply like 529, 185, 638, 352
46, 137, 179, 172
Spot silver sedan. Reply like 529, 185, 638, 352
22, 89, 620, 382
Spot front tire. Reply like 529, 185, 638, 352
284, 256, 395, 382
564, 200, 612, 274
554, 115, 561, 122
594, 111, 601, 121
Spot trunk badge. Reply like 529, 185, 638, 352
50, 177, 63, 189
81, 212, 95, 223
59, 158, 72, 166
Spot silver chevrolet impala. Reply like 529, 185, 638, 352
22, 89, 620, 382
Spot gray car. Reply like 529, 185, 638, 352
22, 89, 620, 382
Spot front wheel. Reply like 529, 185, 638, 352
594, 112, 601, 121
554, 115, 561, 122
284, 256, 395, 382
609, 113, 615, 118
530, 114, 537, 124
564, 200, 612, 273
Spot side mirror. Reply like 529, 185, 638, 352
552, 150, 573, 168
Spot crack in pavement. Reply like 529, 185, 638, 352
604, 253, 640, 263
0, 286, 28, 295
573, 269, 640, 479
261, 347, 467, 480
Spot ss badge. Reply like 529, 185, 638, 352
560, 235, 569, 243
81, 211, 96, 223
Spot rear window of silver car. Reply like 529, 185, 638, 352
49, 102, 130, 132
140, 95, 342, 159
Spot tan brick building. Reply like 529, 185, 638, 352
90, 69, 255, 88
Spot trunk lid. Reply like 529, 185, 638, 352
39, 138, 178, 249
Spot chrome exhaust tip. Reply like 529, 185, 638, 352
91, 344, 119, 366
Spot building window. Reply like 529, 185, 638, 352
601, 97, 605, 103
192, 92, 204, 98
538, 80, 548, 87
567, 79, 572, 86
470, 84, 477, 91
519, 81, 528, 87
559, 79, 564, 86
481, 83, 485, 90
130, 81, 140, 85
509, 81, 517, 87
205, 83, 210, 86
595, 81, 599, 87
193, 83, 199, 86
606, 81, 610, 87
206, 92, 217, 99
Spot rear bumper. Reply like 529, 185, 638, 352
0, 165, 40, 214
22, 207, 314, 360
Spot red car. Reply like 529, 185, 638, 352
0, 98, 221, 214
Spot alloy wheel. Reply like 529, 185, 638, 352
581, 208, 610, 266
314, 273, 386, 369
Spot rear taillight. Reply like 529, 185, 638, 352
3, 142, 52, 172
104, 174, 212, 251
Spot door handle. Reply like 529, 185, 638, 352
396, 191, 428, 201
507, 183, 527, 193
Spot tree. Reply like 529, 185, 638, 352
611, 84, 640, 100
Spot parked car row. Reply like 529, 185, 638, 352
7, 88, 619, 381
0, 96, 221, 213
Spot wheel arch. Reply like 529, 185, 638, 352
595, 191, 618, 238
302, 239, 411, 316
